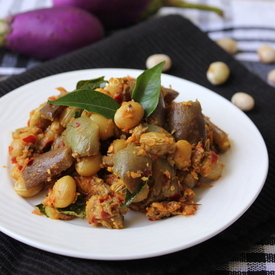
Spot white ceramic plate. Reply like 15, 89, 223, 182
0, 69, 268, 260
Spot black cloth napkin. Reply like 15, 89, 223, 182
0, 15, 274, 275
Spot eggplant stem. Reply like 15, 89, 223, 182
0, 19, 11, 46
162, 0, 224, 17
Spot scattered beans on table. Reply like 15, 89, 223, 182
146, 54, 172, 72
206, 61, 230, 85
257, 45, 275, 64
267, 69, 275, 85
231, 92, 255, 111
216, 38, 238, 54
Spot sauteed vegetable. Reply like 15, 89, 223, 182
8, 63, 230, 229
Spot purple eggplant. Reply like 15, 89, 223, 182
52, 0, 223, 29
22, 146, 73, 189
204, 116, 230, 153
39, 103, 66, 121
112, 145, 152, 193
0, 6, 104, 59
166, 100, 206, 145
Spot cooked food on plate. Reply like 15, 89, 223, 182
8, 63, 230, 229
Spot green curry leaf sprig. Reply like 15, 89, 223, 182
131, 61, 164, 117
76, 76, 107, 90
48, 62, 165, 119
48, 89, 119, 119
121, 179, 149, 209
35, 195, 86, 219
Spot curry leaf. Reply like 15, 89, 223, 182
76, 76, 107, 90
35, 204, 47, 216
48, 89, 120, 119
58, 195, 86, 218
120, 180, 148, 209
131, 61, 165, 117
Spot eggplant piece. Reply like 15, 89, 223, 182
161, 86, 179, 106
166, 100, 206, 144
59, 106, 82, 127
133, 157, 181, 209
22, 146, 73, 189
40, 103, 66, 121
28, 103, 51, 130
64, 116, 100, 157
204, 116, 230, 153
199, 150, 224, 180
177, 170, 199, 189
113, 145, 152, 193
151, 157, 180, 199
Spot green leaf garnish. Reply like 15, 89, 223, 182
76, 76, 107, 90
35, 203, 47, 216
48, 89, 120, 119
49, 64, 164, 119
121, 180, 148, 208
132, 61, 165, 117
58, 195, 86, 218
35, 195, 86, 218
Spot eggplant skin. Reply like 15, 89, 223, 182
4, 6, 104, 59
22, 146, 73, 189
113, 145, 152, 194
204, 116, 230, 153
53, 0, 153, 29
39, 103, 66, 121
64, 116, 100, 157
166, 100, 206, 145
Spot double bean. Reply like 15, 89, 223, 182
14, 177, 44, 198
75, 154, 103, 177
90, 113, 115, 140
114, 100, 144, 132
49, 175, 76, 208
173, 140, 192, 170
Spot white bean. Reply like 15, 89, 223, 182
206, 61, 230, 85
51, 176, 76, 208
173, 140, 192, 170
146, 54, 172, 72
216, 38, 238, 54
114, 100, 144, 131
90, 113, 115, 140
231, 92, 255, 111
107, 139, 127, 154
267, 69, 275, 86
9, 139, 25, 158
257, 45, 275, 64
75, 154, 103, 176
14, 177, 44, 197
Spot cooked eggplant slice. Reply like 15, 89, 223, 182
133, 157, 181, 209
113, 145, 152, 193
40, 103, 66, 121
204, 116, 230, 153
64, 116, 100, 157
22, 146, 73, 189
150, 157, 180, 199
166, 100, 206, 144
162, 86, 179, 106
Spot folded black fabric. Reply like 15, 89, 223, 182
1, 15, 274, 275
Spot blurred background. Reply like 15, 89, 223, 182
0, 0, 275, 83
